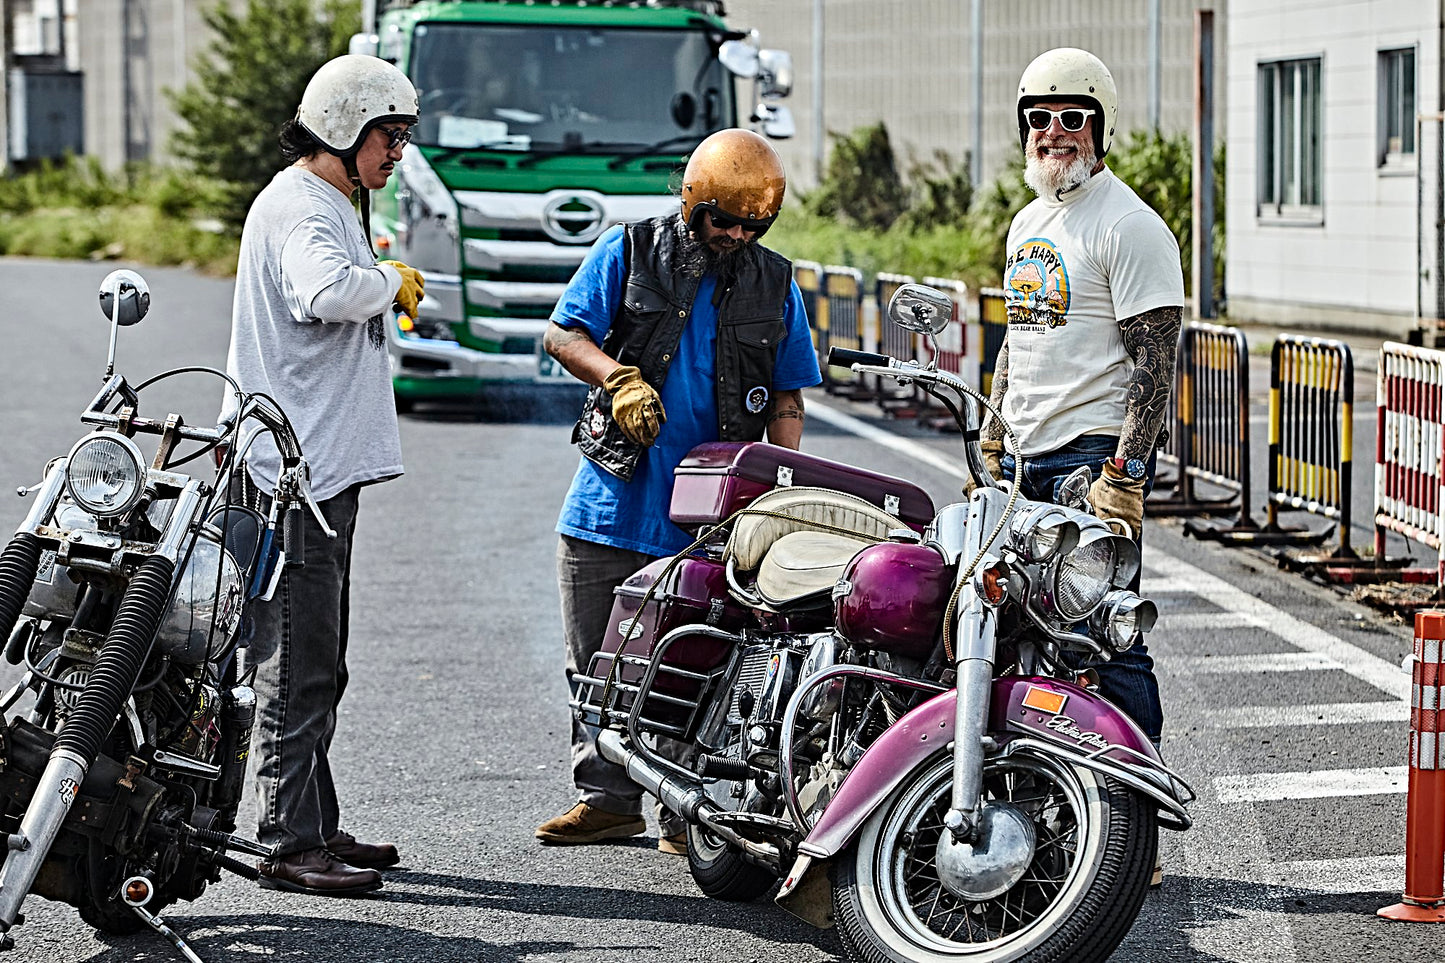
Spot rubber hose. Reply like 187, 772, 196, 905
0, 533, 42, 660
53, 555, 175, 764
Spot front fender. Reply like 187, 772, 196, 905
797, 676, 1189, 860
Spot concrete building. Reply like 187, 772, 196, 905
1225, 0, 1442, 336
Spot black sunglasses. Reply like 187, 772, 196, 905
1024, 107, 1095, 133
377, 125, 413, 150
707, 210, 769, 233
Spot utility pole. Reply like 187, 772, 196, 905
812, 0, 823, 184
1, 0, 11, 173
1192, 10, 1215, 319
971, 0, 982, 190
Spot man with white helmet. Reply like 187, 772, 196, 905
981, 47, 1183, 829
224, 54, 423, 896
535, 128, 821, 851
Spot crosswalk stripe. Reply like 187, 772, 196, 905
1207, 854, 1406, 894
1160, 612, 1261, 631
1203, 701, 1410, 727
1214, 766, 1409, 802
1176, 652, 1341, 673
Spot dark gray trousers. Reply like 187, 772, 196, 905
243, 484, 361, 857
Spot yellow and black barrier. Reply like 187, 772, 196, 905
874, 273, 924, 416
793, 260, 824, 375
821, 265, 867, 396
977, 288, 1008, 399
1151, 323, 1257, 533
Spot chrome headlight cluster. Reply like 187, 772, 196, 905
65, 432, 145, 517
1008, 504, 1080, 563
1090, 590, 1159, 651
1040, 528, 1139, 622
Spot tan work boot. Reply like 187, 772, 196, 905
657, 831, 688, 855
535, 803, 646, 845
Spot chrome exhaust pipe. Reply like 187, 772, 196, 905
595, 730, 780, 866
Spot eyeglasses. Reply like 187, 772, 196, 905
707, 210, 769, 234
1023, 107, 1096, 133
377, 125, 413, 150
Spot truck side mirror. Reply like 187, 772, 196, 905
756, 103, 795, 140
758, 49, 793, 99
719, 40, 759, 79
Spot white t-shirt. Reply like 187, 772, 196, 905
999, 167, 1184, 457
223, 167, 404, 500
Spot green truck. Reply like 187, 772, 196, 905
350, 0, 792, 409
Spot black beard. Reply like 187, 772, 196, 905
675, 215, 747, 275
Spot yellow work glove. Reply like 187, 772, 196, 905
604, 365, 666, 447
1088, 461, 1146, 539
380, 260, 425, 319
964, 440, 1008, 496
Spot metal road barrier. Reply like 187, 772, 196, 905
821, 265, 866, 395
1378, 610, 1445, 923
1375, 342, 1445, 588
793, 260, 823, 374
977, 288, 1008, 398
919, 277, 978, 430
1150, 323, 1255, 534
1257, 335, 1356, 556
874, 273, 922, 416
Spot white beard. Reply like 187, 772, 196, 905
1025, 142, 1098, 198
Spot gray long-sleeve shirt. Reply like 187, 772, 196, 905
223, 166, 404, 500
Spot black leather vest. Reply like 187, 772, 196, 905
572, 216, 793, 481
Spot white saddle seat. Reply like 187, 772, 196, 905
755, 530, 872, 607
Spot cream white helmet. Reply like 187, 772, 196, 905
1016, 47, 1118, 158
297, 54, 419, 156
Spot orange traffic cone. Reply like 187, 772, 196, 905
1379, 610, 1445, 923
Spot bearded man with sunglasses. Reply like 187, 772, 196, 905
981, 48, 1184, 785
224, 54, 424, 897
536, 128, 821, 852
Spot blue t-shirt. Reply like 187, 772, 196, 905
554, 224, 822, 557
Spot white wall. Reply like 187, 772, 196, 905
1226, 0, 1439, 332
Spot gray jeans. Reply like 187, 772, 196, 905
242, 484, 361, 857
556, 534, 685, 835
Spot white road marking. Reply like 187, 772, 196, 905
807, 400, 970, 481
1241, 854, 1406, 894
1204, 701, 1410, 727
1214, 766, 1409, 803
1175, 652, 1342, 673
1159, 612, 1263, 631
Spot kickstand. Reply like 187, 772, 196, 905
127, 901, 205, 963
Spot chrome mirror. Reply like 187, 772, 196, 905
719, 40, 759, 79
1058, 466, 1092, 511
757, 102, 795, 140
758, 49, 794, 98
99, 270, 149, 327
886, 283, 952, 336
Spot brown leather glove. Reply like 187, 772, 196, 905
380, 260, 425, 318
604, 365, 666, 447
965, 440, 1008, 496
1087, 461, 1146, 538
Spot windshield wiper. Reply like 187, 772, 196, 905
423, 143, 523, 166
605, 135, 707, 170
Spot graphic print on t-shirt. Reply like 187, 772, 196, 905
1004, 237, 1071, 329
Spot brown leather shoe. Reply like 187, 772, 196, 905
325, 830, 400, 869
535, 803, 646, 845
258, 847, 382, 897
657, 831, 688, 856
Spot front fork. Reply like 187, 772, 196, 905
945, 587, 996, 841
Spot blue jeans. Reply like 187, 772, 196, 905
1002, 435, 1164, 743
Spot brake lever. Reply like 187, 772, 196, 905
293, 461, 335, 539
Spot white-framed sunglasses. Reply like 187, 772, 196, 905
1023, 107, 1096, 133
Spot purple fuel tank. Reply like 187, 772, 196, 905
834, 542, 951, 659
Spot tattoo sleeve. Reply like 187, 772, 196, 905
982, 335, 1009, 444
1116, 305, 1183, 461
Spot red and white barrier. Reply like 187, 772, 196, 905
1376, 343, 1445, 589
1379, 610, 1445, 923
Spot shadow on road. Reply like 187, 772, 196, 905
401, 383, 587, 425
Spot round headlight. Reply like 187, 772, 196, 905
1089, 591, 1159, 651
1050, 534, 1119, 620
66, 432, 145, 517
1009, 505, 1080, 563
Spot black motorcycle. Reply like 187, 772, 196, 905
0, 270, 326, 959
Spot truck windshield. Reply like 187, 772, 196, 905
408, 23, 735, 152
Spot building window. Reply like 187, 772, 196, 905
1379, 47, 1416, 166
1258, 58, 1321, 215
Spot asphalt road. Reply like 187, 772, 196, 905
0, 258, 1437, 963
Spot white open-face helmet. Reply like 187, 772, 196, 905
297, 54, 419, 156
1016, 47, 1118, 158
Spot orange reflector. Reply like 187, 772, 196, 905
397, 314, 414, 333
1022, 686, 1067, 715
376, 236, 391, 252
124, 878, 150, 902
981, 564, 1008, 604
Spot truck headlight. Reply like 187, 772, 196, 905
65, 432, 145, 517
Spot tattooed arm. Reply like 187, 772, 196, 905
1116, 305, 1182, 462
766, 389, 806, 450
981, 334, 1010, 445
542, 321, 621, 387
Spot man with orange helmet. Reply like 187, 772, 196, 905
536, 128, 820, 852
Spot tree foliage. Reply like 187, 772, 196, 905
168, 0, 360, 229
805, 124, 909, 231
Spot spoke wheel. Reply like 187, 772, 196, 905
835, 751, 1156, 963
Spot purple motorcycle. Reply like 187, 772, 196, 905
574, 283, 1193, 963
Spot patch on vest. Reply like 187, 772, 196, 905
587, 407, 607, 438
745, 386, 769, 414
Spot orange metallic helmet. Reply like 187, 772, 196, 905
681, 129, 786, 237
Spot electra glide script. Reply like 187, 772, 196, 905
0, 271, 330, 960
575, 283, 1194, 963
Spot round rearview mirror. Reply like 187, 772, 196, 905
98, 270, 150, 327
719, 40, 760, 79
886, 283, 953, 336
